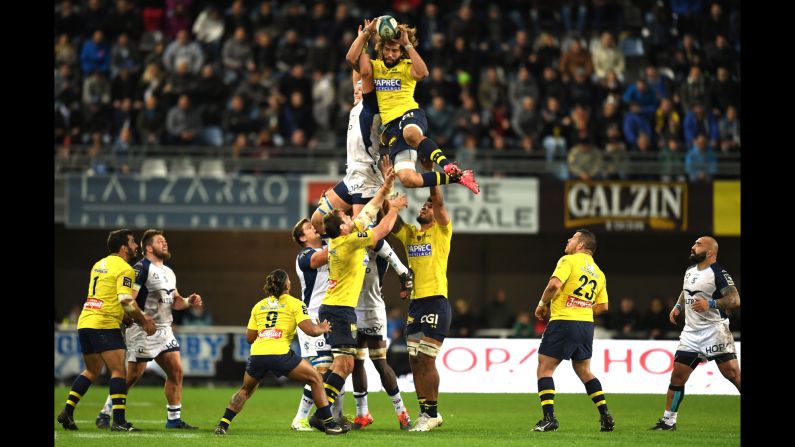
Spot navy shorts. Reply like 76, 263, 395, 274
406, 296, 452, 342
319, 304, 358, 348
538, 320, 595, 361
78, 328, 126, 354
246, 351, 302, 380
331, 181, 354, 206
384, 108, 428, 160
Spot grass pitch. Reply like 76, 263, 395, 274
55, 385, 740, 446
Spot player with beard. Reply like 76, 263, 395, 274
96, 229, 203, 430
345, 18, 479, 194
651, 236, 741, 431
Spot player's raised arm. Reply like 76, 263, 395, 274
354, 156, 397, 229
346, 19, 376, 73
420, 158, 450, 226
397, 24, 428, 80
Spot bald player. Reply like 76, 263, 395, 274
651, 236, 741, 431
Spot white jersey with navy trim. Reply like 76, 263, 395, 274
681, 262, 735, 332
133, 258, 177, 327
296, 246, 329, 318
346, 100, 380, 168
356, 248, 389, 311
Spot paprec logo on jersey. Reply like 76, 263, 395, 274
408, 243, 432, 257
375, 78, 401, 91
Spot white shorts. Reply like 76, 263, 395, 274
297, 316, 330, 358
355, 308, 387, 340
126, 324, 179, 362
343, 165, 384, 201
677, 320, 736, 359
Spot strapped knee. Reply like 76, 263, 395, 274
355, 348, 368, 361
417, 340, 441, 358
407, 339, 420, 357
368, 347, 387, 360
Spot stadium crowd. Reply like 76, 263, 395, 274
55, 0, 739, 181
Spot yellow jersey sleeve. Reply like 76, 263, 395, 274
291, 297, 311, 326
394, 221, 412, 246
116, 265, 135, 298
595, 278, 609, 305
247, 304, 258, 332
551, 256, 572, 283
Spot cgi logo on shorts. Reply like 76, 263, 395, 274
408, 243, 432, 257
420, 313, 439, 328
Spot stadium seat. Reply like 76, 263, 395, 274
140, 158, 168, 178
171, 157, 197, 177
198, 159, 226, 178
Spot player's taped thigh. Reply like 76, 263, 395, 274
394, 149, 418, 173
368, 347, 387, 360
417, 339, 441, 358
332, 347, 358, 358
406, 336, 421, 357
355, 348, 368, 361
315, 192, 334, 216
311, 354, 333, 370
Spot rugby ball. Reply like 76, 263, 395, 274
378, 15, 398, 41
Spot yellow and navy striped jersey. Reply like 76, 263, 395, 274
322, 221, 374, 307
549, 253, 608, 322
372, 58, 419, 125
394, 220, 452, 300
248, 293, 310, 355
77, 254, 135, 330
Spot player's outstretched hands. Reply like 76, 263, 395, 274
388, 193, 408, 210
380, 155, 396, 187
397, 24, 410, 46
363, 18, 377, 36
669, 305, 680, 325
187, 293, 203, 307
317, 319, 331, 334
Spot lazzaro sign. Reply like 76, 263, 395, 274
564, 181, 689, 232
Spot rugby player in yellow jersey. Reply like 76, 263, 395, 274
57, 229, 155, 432
533, 229, 615, 433
213, 269, 344, 435
346, 18, 480, 194
312, 164, 407, 432
388, 158, 453, 432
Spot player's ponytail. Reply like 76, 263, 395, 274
263, 269, 289, 298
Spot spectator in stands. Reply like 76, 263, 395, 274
541, 96, 571, 180
683, 102, 719, 149
192, 5, 225, 63
591, 32, 625, 80
279, 64, 312, 107
55, 1, 84, 40
512, 311, 534, 338
608, 296, 640, 338
657, 114, 683, 152
194, 65, 227, 147
623, 79, 658, 121
55, 34, 78, 68
679, 33, 703, 69
113, 126, 133, 174
539, 66, 567, 108
533, 32, 562, 73
603, 124, 629, 180
426, 66, 460, 107
644, 66, 669, 101
137, 94, 166, 147
82, 0, 108, 39
512, 96, 542, 149
640, 298, 671, 340
449, 299, 479, 338
280, 91, 315, 145
678, 65, 707, 112
561, 0, 588, 37
164, 0, 191, 40
222, 26, 253, 85
182, 304, 213, 326
306, 34, 335, 73
718, 105, 740, 153
427, 96, 455, 148
275, 29, 308, 73
708, 67, 739, 116
163, 60, 198, 104
654, 98, 680, 139
567, 69, 596, 112
595, 70, 623, 107
81, 30, 112, 76
311, 69, 335, 133
478, 67, 508, 111
484, 289, 515, 329
568, 142, 604, 181
453, 94, 485, 148
83, 70, 112, 137
635, 132, 653, 153
685, 134, 717, 182
560, 39, 593, 80
106, 0, 142, 41
704, 34, 738, 76
222, 95, 254, 144
508, 66, 540, 115
163, 29, 204, 75
623, 101, 652, 148
165, 94, 202, 146
659, 138, 686, 182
